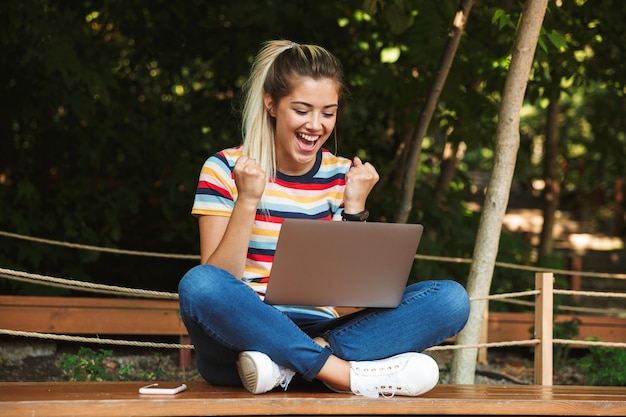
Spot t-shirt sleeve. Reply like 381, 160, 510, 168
191, 150, 238, 217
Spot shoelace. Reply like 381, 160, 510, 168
277, 367, 296, 390
351, 362, 405, 399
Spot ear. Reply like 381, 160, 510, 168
264, 94, 277, 117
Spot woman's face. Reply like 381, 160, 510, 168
265, 76, 339, 176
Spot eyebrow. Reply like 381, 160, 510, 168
291, 101, 338, 109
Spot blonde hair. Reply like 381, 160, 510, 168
241, 40, 347, 180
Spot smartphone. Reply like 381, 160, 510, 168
139, 383, 187, 395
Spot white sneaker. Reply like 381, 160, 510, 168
348, 352, 439, 398
236, 351, 296, 394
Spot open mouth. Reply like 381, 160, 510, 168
296, 132, 320, 152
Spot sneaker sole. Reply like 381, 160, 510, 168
237, 353, 261, 394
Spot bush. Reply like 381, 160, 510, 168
577, 342, 626, 386
58, 347, 122, 382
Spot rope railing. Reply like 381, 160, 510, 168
0, 266, 550, 303
0, 268, 178, 299
414, 253, 626, 280
553, 339, 626, 349
553, 289, 626, 299
1, 270, 624, 350
4, 266, 625, 317
427, 339, 540, 351
2, 229, 625, 279
0, 230, 199, 260
0, 329, 193, 349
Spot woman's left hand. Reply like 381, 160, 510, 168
343, 156, 379, 213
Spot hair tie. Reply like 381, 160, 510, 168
289, 42, 299, 49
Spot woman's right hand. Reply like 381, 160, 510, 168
233, 156, 267, 207
198, 156, 267, 274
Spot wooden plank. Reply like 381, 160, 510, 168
1, 382, 625, 417
553, 314, 626, 344
0, 296, 185, 336
487, 312, 626, 345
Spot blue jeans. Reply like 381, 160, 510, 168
178, 264, 470, 386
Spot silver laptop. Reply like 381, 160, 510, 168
263, 219, 423, 308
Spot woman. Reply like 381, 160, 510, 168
178, 40, 470, 398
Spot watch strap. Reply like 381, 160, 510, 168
341, 209, 369, 222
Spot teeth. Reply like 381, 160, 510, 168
299, 133, 319, 142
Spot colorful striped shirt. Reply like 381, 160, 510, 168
192, 145, 351, 296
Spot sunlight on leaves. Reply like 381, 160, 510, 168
380, 46, 401, 63
173, 85, 185, 96
85, 11, 100, 23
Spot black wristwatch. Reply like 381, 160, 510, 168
341, 209, 369, 222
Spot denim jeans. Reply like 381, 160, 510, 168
178, 264, 470, 386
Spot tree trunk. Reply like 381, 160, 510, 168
435, 141, 463, 203
394, 0, 475, 223
450, 0, 549, 384
538, 80, 561, 264
378, 124, 415, 194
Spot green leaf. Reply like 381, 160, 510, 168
382, 0, 414, 35
362, 0, 379, 15
546, 30, 568, 52
492, 8, 511, 30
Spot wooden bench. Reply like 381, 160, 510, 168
2, 381, 625, 417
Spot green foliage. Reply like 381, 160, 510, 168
0, 0, 470, 293
578, 341, 626, 386
363, 0, 416, 35
492, 8, 513, 31
58, 347, 118, 382
57, 347, 167, 381
0, 0, 624, 296
552, 319, 580, 368
138, 365, 167, 382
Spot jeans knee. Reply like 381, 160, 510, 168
178, 265, 204, 303
444, 280, 471, 327
178, 264, 230, 309
179, 264, 255, 321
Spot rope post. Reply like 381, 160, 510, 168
179, 336, 193, 369
534, 272, 554, 386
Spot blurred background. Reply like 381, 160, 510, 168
0, 0, 624, 308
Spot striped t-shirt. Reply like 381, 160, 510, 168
192, 145, 351, 295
